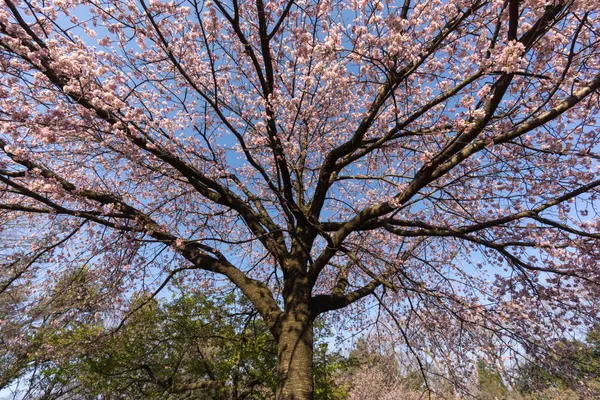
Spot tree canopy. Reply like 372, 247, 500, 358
1, 0, 600, 398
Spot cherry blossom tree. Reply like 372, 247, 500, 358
1, 0, 600, 398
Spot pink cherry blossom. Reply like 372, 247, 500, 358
0, 1, 599, 398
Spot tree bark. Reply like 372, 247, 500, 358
276, 310, 314, 400
274, 251, 315, 399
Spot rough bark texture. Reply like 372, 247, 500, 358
276, 260, 314, 400
276, 312, 314, 400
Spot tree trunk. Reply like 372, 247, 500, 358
276, 316, 314, 400
275, 306, 314, 400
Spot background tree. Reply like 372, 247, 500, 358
3, 282, 350, 400
476, 360, 510, 400
515, 323, 600, 399
1, 0, 600, 398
